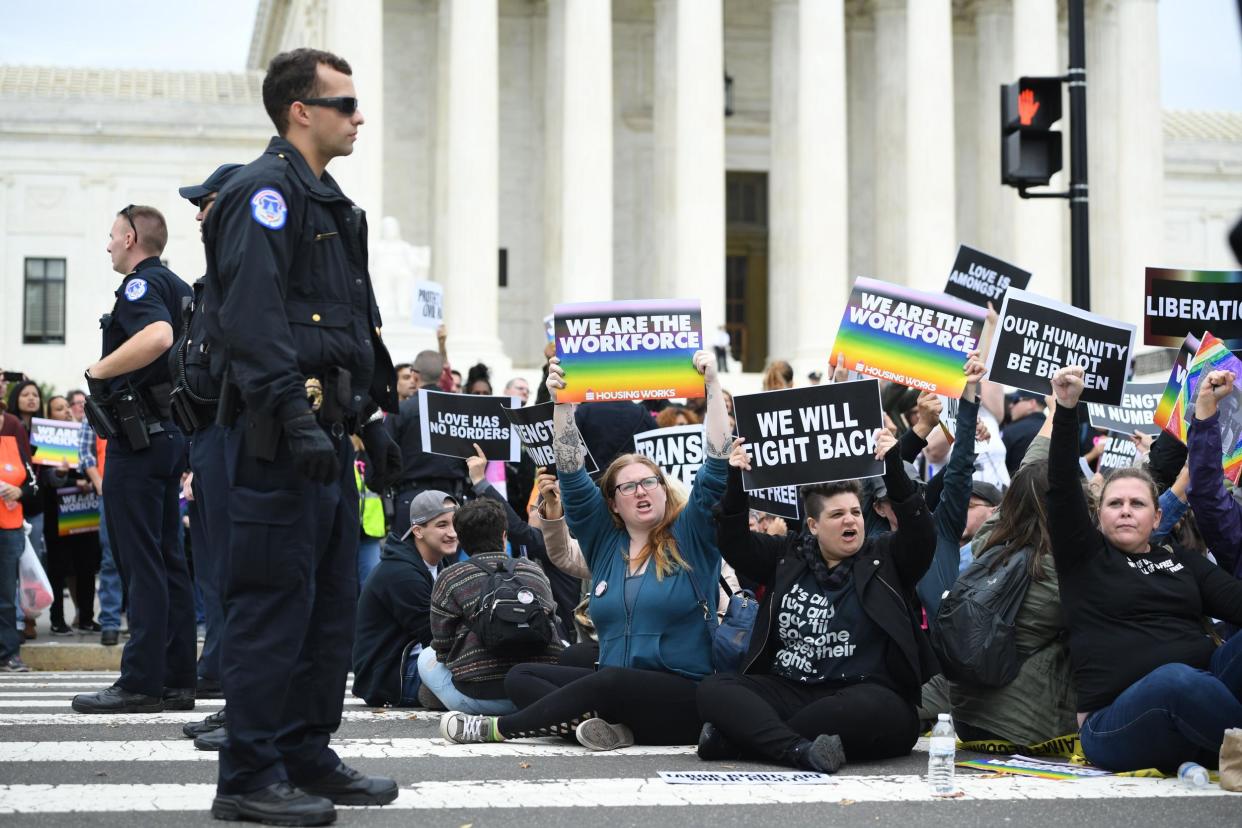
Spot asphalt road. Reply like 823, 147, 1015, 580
0, 672, 1237, 828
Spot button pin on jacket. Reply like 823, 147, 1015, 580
595, 581, 608, 597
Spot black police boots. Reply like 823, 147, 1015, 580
211, 782, 335, 826
194, 727, 228, 752
183, 709, 226, 738
162, 687, 196, 711
71, 685, 162, 714
298, 762, 399, 807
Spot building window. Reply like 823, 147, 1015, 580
24, 258, 66, 344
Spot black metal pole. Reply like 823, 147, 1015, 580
1068, 0, 1090, 310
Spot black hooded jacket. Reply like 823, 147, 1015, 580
351, 532, 438, 707
715, 449, 939, 705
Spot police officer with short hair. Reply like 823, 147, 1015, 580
72, 205, 196, 715
170, 164, 242, 746
201, 47, 400, 825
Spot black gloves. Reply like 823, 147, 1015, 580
283, 413, 338, 484
361, 418, 402, 490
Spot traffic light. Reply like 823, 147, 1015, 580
1000, 76, 1063, 187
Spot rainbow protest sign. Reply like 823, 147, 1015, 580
956, 755, 1111, 781
1144, 267, 1242, 348
830, 278, 986, 399
56, 487, 100, 536
1154, 334, 1200, 440
29, 418, 80, 467
554, 299, 704, 404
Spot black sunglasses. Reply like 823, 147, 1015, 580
120, 204, 138, 244
299, 96, 358, 116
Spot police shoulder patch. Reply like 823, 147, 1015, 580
124, 278, 148, 301
250, 188, 287, 230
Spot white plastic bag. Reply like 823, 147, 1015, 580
18, 534, 52, 615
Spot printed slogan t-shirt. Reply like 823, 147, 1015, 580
770, 568, 886, 685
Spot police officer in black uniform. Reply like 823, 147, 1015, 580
201, 48, 400, 825
71, 206, 196, 714
170, 164, 242, 747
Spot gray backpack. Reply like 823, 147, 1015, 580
931, 544, 1033, 688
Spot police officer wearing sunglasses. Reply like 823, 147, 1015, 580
200, 47, 400, 825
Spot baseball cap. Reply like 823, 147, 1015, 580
178, 163, 244, 206
970, 480, 1003, 507
1005, 389, 1045, 406
401, 490, 458, 540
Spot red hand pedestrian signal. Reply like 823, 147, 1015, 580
1018, 89, 1040, 126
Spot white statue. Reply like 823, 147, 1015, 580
370, 216, 431, 326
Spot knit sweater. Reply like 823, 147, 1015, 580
429, 550, 563, 699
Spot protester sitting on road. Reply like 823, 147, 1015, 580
440, 349, 731, 750
695, 429, 937, 773
1186, 368, 1242, 580
1047, 364, 1242, 773
351, 491, 459, 709
922, 460, 1077, 748
422, 498, 562, 715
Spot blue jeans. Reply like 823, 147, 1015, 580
357, 537, 381, 592
0, 529, 23, 661
399, 641, 423, 706
416, 647, 517, 716
95, 495, 124, 632
1082, 632, 1242, 772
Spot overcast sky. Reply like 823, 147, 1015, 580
1, 0, 1239, 111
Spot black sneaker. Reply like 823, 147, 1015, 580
100, 629, 119, 646
76, 621, 102, 633
183, 709, 227, 738
162, 687, 196, 711
298, 762, 399, 807
196, 677, 224, 699
210, 781, 335, 826
696, 722, 743, 761
790, 734, 846, 774
50, 622, 73, 636
195, 727, 228, 752
0, 657, 31, 673
72, 685, 163, 714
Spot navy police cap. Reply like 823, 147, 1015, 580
178, 163, 244, 205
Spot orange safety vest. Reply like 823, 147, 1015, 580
0, 435, 27, 529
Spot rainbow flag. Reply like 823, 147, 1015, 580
1180, 332, 1242, 484
29, 418, 80, 467
1154, 334, 1200, 439
555, 299, 704, 404
831, 278, 986, 399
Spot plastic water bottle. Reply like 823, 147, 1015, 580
1178, 762, 1209, 789
928, 713, 957, 795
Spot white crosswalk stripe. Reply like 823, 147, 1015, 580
0, 672, 1236, 821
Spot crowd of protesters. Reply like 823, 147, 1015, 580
5, 317, 1242, 779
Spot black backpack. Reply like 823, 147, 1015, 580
466, 557, 556, 656
931, 544, 1033, 688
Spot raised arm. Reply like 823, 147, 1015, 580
545, 357, 612, 565
534, 472, 591, 580
1046, 366, 1100, 571
1186, 370, 1242, 575
877, 427, 937, 591
714, 440, 787, 585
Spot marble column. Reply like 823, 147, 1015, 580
1011, 0, 1066, 300
872, 0, 907, 282
653, 0, 725, 332
973, 0, 1015, 261
1112, 0, 1162, 330
769, 0, 848, 370
433, 0, 508, 371
324, 0, 384, 218
545, 0, 614, 307
905, 0, 956, 283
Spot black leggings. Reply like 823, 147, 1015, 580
499, 664, 701, 745
696, 673, 919, 765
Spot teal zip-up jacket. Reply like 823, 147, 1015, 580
561, 456, 729, 680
